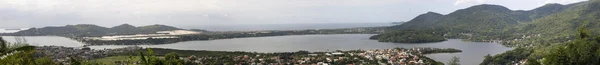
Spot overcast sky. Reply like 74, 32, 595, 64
0, 0, 587, 28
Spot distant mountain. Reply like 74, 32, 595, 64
5, 24, 110, 36
137, 24, 182, 33
5, 24, 188, 36
108, 24, 138, 35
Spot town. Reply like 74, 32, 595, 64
34, 46, 459, 65
35, 46, 142, 64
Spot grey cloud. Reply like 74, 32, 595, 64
0, 0, 587, 28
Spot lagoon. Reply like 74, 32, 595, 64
2, 34, 511, 65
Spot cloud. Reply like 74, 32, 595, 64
0, 0, 588, 28
0, 0, 417, 27
454, 0, 486, 5
543, 0, 587, 4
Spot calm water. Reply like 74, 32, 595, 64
1, 34, 511, 65
1, 36, 84, 47
0, 29, 25, 33
184, 23, 394, 31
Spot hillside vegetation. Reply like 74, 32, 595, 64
375, 1, 595, 44
4, 24, 185, 36
370, 30, 446, 43
379, 0, 600, 64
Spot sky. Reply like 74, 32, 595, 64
0, 0, 588, 28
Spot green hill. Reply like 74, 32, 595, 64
376, 0, 600, 64
388, 12, 444, 30
137, 24, 183, 34
512, 0, 600, 46
6, 24, 110, 36
484, 1, 600, 64
108, 24, 139, 35
376, 3, 576, 43
390, 4, 569, 32
6, 24, 186, 36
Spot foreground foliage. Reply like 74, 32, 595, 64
538, 26, 600, 65
0, 37, 56, 65
448, 56, 460, 65
481, 24, 600, 65
380, 0, 600, 64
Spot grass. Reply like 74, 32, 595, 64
92, 56, 140, 65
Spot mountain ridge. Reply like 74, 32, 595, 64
374, 2, 585, 43
4, 24, 188, 36
374, 1, 600, 64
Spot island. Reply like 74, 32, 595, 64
369, 30, 447, 43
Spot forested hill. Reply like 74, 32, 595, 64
389, 4, 570, 32
4, 24, 186, 36
388, 12, 443, 30
511, 0, 600, 46
373, 1, 590, 43
377, 0, 600, 64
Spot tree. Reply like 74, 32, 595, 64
480, 54, 492, 65
448, 56, 460, 65
139, 51, 148, 65
0, 37, 6, 53
0, 37, 35, 59
525, 58, 541, 65
139, 48, 181, 65
165, 52, 183, 65
69, 57, 81, 65
542, 24, 600, 65
165, 52, 180, 60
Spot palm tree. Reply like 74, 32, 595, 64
0, 37, 35, 59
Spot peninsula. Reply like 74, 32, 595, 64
1, 24, 386, 45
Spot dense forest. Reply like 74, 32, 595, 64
377, 1, 580, 44
370, 30, 446, 43
481, 25, 600, 65
378, 0, 600, 64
